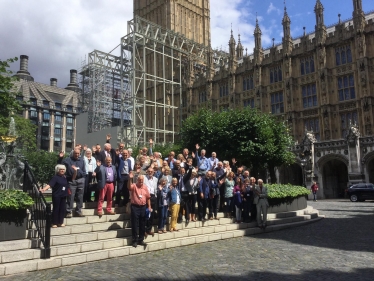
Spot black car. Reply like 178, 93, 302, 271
347, 183, 374, 202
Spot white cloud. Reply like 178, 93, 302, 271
0, 0, 280, 87
267, 2, 281, 15
267, 3, 276, 14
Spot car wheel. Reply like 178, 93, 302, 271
350, 194, 358, 202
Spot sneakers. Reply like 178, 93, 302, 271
65, 213, 72, 218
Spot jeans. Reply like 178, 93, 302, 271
225, 197, 233, 215
131, 204, 146, 242
66, 177, 85, 214
52, 196, 66, 225
208, 195, 219, 218
313, 192, 317, 201
146, 195, 157, 233
242, 198, 252, 221
235, 205, 242, 222
158, 205, 168, 230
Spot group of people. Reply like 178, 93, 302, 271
41, 136, 270, 248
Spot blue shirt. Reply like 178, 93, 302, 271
196, 151, 210, 171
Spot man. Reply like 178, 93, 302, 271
143, 166, 158, 236
93, 144, 101, 160
195, 144, 210, 176
198, 171, 214, 221
209, 152, 219, 171
176, 166, 192, 223
61, 148, 87, 218
116, 150, 132, 207
128, 172, 151, 248
98, 143, 117, 166
165, 151, 175, 169
171, 160, 181, 178
182, 148, 190, 162
254, 179, 268, 229
249, 177, 257, 222
214, 161, 225, 212
311, 181, 319, 201
127, 148, 135, 170
95, 157, 117, 216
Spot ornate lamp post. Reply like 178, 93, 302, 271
300, 157, 307, 188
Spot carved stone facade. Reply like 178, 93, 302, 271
136, 0, 374, 198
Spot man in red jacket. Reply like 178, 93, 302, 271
311, 182, 319, 201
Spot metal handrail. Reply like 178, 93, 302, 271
23, 160, 51, 259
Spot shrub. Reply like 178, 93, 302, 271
267, 183, 310, 207
0, 189, 34, 226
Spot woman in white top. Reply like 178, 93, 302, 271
185, 170, 200, 222
83, 148, 97, 202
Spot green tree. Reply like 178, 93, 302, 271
0, 57, 21, 119
0, 57, 36, 150
23, 150, 60, 186
180, 107, 295, 182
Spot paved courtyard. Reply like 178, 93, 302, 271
1, 200, 374, 281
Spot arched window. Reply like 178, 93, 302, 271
336, 49, 341, 66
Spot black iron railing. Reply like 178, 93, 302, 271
23, 160, 51, 259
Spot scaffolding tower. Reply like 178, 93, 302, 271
79, 16, 229, 147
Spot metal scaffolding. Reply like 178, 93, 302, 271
79, 16, 229, 146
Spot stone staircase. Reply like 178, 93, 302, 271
0, 202, 323, 276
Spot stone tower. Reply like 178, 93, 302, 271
134, 0, 211, 46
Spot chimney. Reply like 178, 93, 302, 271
50, 78, 57, 87
65, 69, 79, 90
15, 55, 34, 81
19, 55, 30, 74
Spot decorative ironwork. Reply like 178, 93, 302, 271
23, 161, 51, 259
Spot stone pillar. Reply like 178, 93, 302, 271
49, 113, 55, 152
62, 113, 66, 152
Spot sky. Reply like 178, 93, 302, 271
1, 0, 373, 88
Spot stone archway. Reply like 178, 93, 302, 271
322, 159, 348, 199
278, 164, 303, 186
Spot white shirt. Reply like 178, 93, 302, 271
128, 156, 135, 170
144, 176, 158, 196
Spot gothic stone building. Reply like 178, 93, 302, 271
13, 55, 80, 152
136, 0, 374, 199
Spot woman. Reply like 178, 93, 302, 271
40, 164, 69, 228
224, 171, 235, 218
233, 177, 243, 223
83, 148, 97, 202
185, 170, 200, 222
156, 178, 169, 233
177, 153, 186, 168
168, 178, 181, 232
159, 167, 172, 187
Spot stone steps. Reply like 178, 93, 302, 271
0, 206, 322, 276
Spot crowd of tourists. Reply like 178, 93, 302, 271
40, 135, 269, 248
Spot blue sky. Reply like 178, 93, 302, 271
0, 0, 373, 87
212, 0, 373, 53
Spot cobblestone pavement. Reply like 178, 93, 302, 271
2, 200, 374, 281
